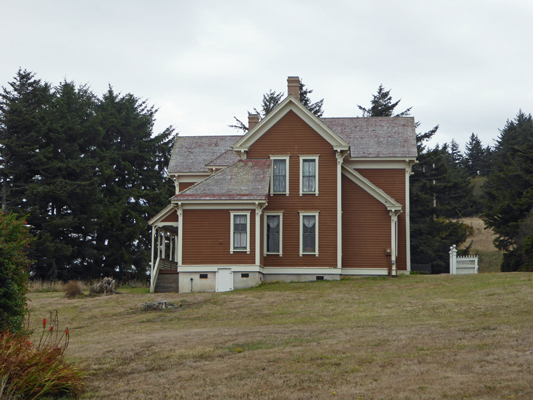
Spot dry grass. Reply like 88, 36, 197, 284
457, 217, 498, 252
64, 280, 85, 299
455, 217, 504, 273
27, 274, 533, 400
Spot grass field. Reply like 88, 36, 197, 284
28, 273, 533, 399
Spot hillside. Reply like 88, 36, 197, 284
28, 274, 533, 399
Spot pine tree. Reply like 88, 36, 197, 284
357, 85, 474, 272
0, 69, 52, 211
1, 70, 176, 281
89, 88, 175, 279
483, 111, 533, 271
464, 133, 485, 177
357, 84, 412, 117
230, 80, 324, 132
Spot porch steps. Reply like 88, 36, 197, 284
154, 273, 179, 293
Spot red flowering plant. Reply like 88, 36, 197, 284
0, 311, 83, 399
0, 211, 32, 333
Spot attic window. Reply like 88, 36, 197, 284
200, 274, 208, 279
241, 273, 249, 278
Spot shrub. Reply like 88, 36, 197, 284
0, 211, 32, 333
0, 311, 85, 399
64, 280, 84, 299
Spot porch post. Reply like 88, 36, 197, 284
177, 204, 183, 266
390, 211, 400, 276
255, 204, 261, 266
151, 226, 155, 277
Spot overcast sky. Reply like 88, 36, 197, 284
2, 0, 532, 152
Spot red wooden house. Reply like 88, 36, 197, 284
148, 77, 417, 293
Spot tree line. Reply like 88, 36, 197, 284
1, 70, 531, 278
0, 69, 174, 281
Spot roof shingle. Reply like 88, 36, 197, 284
168, 135, 242, 173
321, 117, 417, 158
173, 159, 272, 201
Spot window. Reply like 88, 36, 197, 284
264, 212, 283, 256
299, 156, 319, 195
230, 212, 250, 254
299, 212, 319, 256
270, 156, 289, 195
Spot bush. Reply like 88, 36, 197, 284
0, 312, 85, 399
0, 212, 32, 333
64, 280, 84, 299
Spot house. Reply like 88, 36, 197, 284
148, 77, 417, 293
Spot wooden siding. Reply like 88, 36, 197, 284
356, 169, 406, 271
182, 209, 255, 265
179, 182, 195, 192
247, 110, 338, 268
342, 174, 391, 269
161, 210, 178, 223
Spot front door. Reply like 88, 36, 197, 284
216, 268, 233, 292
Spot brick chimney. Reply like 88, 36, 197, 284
287, 76, 300, 100
248, 113, 260, 130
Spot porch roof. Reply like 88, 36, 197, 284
172, 159, 272, 201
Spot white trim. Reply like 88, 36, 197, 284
341, 166, 402, 211
177, 205, 183, 266
264, 267, 339, 275
264, 211, 283, 257
172, 201, 267, 210
179, 264, 260, 273
148, 204, 177, 225
230, 211, 251, 254
178, 265, 390, 276
270, 155, 290, 196
405, 161, 415, 273
341, 268, 389, 276
345, 159, 416, 169
336, 151, 347, 269
299, 211, 319, 257
299, 155, 319, 196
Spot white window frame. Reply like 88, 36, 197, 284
299, 155, 319, 196
270, 155, 290, 195
299, 211, 319, 257
264, 211, 283, 256
230, 211, 250, 254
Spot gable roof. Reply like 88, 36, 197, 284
322, 117, 417, 158
168, 135, 242, 174
173, 159, 272, 201
233, 96, 350, 152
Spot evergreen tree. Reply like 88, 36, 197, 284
357, 84, 412, 117
483, 111, 533, 271
0, 69, 52, 211
89, 88, 174, 279
0, 71, 175, 281
230, 80, 324, 131
464, 133, 485, 177
299, 81, 324, 117
357, 85, 473, 272
410, 130, 473, 272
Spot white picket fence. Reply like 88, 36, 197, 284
449, 245, 478, 274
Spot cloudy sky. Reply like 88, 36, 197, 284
2, 0, 532, 151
